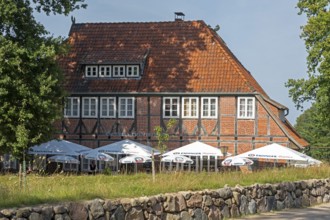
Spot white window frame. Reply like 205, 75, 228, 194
126, 65, 139, 77
113, 65, 125, 77
202, 97, 218, 118
100, 97, 116, 118
82, 97, 98, 118
85, 65, 98, 77
237, 97, 255, 119
182, 97, 199, 118
99, 65, 111, 77
163, 97, 180, 118
119, 97, 135, 118
64, 97, 80, 118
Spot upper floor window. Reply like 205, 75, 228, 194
182, 97, 198, 118
99, 65, 111, 77
238, 97, 255, 119
82, 97, 98, 118
101, 97, 116, 118
64, 97, 80, 118
85, 66, 98, 77
163, 97, 179, 118
113, 65, 125, 77
202, 97, 217, 118
127, 65, 139, 77
119, 97, 134, 118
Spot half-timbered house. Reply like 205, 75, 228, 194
57, 18, 308, 156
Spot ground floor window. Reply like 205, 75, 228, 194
163, 97, 180, 118
119, 97, 134, 118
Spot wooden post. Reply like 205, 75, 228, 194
152, 150, 155, 182
195, 157, 199, 172
215, 156, 218, 172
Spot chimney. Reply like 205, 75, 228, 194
174, 12, 185, 21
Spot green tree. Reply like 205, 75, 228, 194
0, 1, 86, 161
295, 104, 330, 147
286, 0, 330, 129
295, 104, 330, 161
154, 119, 177, 155
150, 119, 176, 181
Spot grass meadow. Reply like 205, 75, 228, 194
0, 165, 329, 208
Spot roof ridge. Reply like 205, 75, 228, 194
72, 20, 203, 25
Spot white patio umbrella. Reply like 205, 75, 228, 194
162, 141, 229, 172
161, 155, 194, 164
96, 139, 160, 156
83, 150, 114, 162
237, 143, 308, 162
28, 139, 90, 156
221, 157, 254, 166
162, 141, 225, 157
119, 155, 152, 174
48, 155, 80, 164
119, 155, 152, 164
96, 140, 159, 172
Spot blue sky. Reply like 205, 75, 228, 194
35, 0, 309, 124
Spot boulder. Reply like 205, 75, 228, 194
68, 203, 88, 220
54, 206, 66, 214
230, 204, 240, 218
248, 199, 257, 214
110, 206, 125, 220
186, 193, 203, 208
218, 188, 232, 200
193, 208, 208, 220
29, 212, 43, 220
203, 195, 213, 207
239, 194, 248, 215
125, 207, 144, 220
16, 208, 30, 218
41, 207, 54, 220
89, 199, 105, 219
207, 206, 221, 220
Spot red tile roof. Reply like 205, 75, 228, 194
60, 20, 268, 95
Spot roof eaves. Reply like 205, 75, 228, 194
255, 95, 307, 149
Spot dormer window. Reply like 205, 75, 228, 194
84, 64, 141, 78
85, 66, 98, 77
99, 65, 111, 77
127, 65, 139, 77
113, 65, 125, 77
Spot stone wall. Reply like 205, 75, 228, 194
1, 178, 329, 220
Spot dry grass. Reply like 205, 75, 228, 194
0, 164, 329, 208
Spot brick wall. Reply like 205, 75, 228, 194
58, 95, 291, 155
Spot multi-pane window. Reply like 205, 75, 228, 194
85, 66, 98, 77
238, 97, 255, 119
163, 97, 179, 118
100, 97, 116, 118
182, 97, 198, 118
113, 65, 125, 77
127, 65, 139, 77
82, 97, 98, 118
119, 97, 134, 118
99, 65, 111, 77
64, 97, 80, 118
202, 97, 217, 118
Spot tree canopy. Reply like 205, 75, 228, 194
295, 104, 330, 147
0, 0, 86, 160
286, 0, 330, 129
